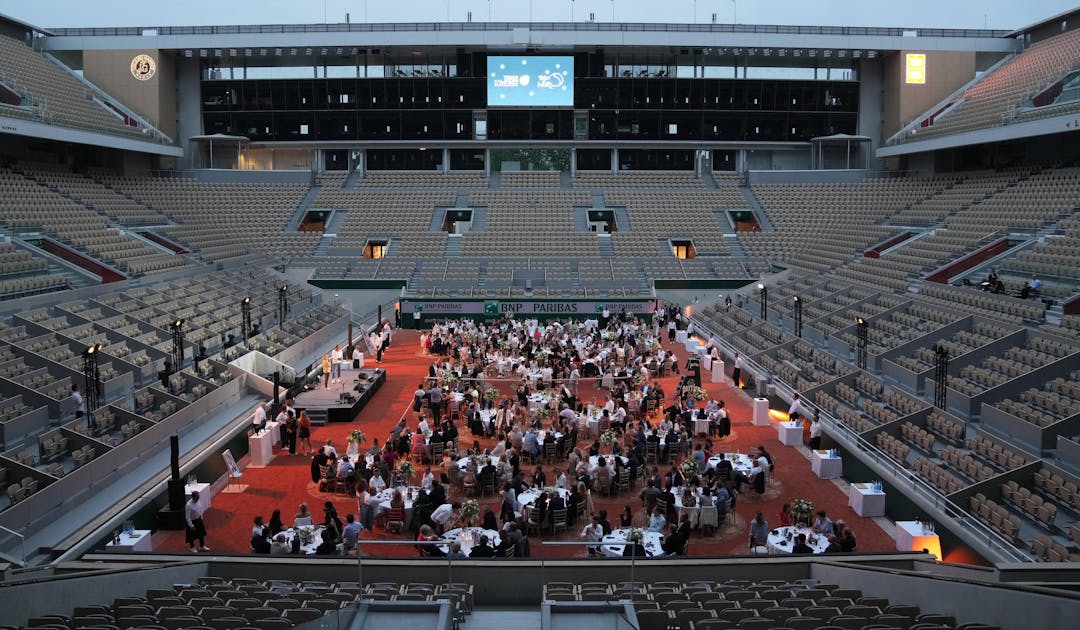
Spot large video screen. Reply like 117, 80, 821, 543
487, 56, 574, 107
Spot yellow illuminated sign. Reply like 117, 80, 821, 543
906, 53, 926, 84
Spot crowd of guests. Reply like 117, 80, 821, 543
748, 507, 859, 554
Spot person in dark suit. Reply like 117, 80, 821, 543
469, 535, 496, 557
622, 539, 648, 558
662, 519, 689, 556
658, 485, 677, 522
792, 533, 814, 554
428, 479, 446, 508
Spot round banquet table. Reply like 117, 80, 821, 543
440, 527, 501, 556
374, 486, 421, 523
458, 454, 492, 473
517, 487, 570, 513
670, 486, 707, 527
280, 526, 326, 555
601, 528, 665, 557
706, 453, 754, 475
766, 526, 831, 554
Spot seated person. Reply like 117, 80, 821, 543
791, 533, 813, 555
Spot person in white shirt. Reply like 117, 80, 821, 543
369, 471, 387, 493
330, 344, 344, 382
421, 466, 435, 491
71, 385, 85, 421
252, 403, 267, 432
430, 502, 456, 534
733, 353, 745, 388
352, 346, 363, 369
788, 393, 804, 421
323, 439, 338, 458
581, 515, 604, 556
185, 491, 209, 552
809, 411, 823, 450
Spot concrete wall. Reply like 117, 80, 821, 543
811, 561, 1080, 628
882, 50, 977, 138
857, 57, 885, 168
82, 49, 176, 139
174, 56, 203, 170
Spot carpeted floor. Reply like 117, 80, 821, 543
154, 329, 895, 558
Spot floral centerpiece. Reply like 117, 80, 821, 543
483, 387, 500, 403
790, 498, 815, 526
631, 373, 647, 387
680, 458, 701, 482
599, 429, 619, 454
691, 386, 708, 401
345, 429, 366, 457
532, 406, 551, 422
395, 460, 415, 485
627, 528, 645, 544
440, 372, 459, 388
459, 499, 480, 526
296, 525, 315, 545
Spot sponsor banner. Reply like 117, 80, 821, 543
402, 300, 655, 316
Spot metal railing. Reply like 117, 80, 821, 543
0, 524, 28, 567
688, 313, 1032, 563
48, 22, 1011, 38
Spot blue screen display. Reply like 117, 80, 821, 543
487, 56, 574, 107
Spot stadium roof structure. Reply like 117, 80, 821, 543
40, 20, 1018, 58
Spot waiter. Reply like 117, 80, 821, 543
185, 491, 209, 553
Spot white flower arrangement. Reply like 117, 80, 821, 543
346, 429, 366, 444
692, 386, 708, 401
460, 499, 480, 523
396, 460, 415, 480
440, 372, 458, 388
627, 528, 644, 544
680, 458, 701, 480
599, 429, 620, 447
533, 406, 552, 421
791, 498, 815, 524
483, 387, 500, 403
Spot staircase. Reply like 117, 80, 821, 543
739, 187, 775, 231
489, 172, 502, 189
597, 234, 614, 258
343, 169, 365, 188
9, 237, 98, 289
724, 234, 747, 257
560, 171, 574, 189
313, 235, 334, 257
638, 261, 652, 293
456, 191, 471, 208
444, 234, 462, 258
570, 261, 581, 291
573, 207, 590, 232
477, 262, 488, 291
713, 210, 736, 232
324, 208, 348, 233
470, 207, 488, 231
286, 186, 321, 230
591, 191, 606, 208
612, 206, 632, 231
384, 240, 402, 256
699, 169, 720, 189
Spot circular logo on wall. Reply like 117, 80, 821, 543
130, 54, 156, 81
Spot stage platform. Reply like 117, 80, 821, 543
293, 367, 386, 424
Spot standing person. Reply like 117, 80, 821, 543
185, 491, 209, 553
732, 353, 745, 389
330, 344, 344, 383
284, 410, 298, 456
321, 354, 331, 389
427, 383, 443, 422
297, 410, 313, 456
788, 393, 804, 422
352, 345, 363, 369
382, 320, 393, 348
252, 403, 267, 433
71, 384, 86, 423
667, 319, 677, 342
809, 409, 823, 451
748, 511, 769, 550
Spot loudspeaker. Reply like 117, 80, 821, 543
170, 434, 180, 480
167, 478, 186, 512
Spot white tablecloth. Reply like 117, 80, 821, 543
601, 528, 665, 557
441, 527, 501, 556
706, 453, 754, 475
374, 486, 421, 522
848, 483, 886, 517
811, 450, 843, 479
777, 421, 804, 447
767, 526, 830, 554
518, 487, 570, 512
249, 429, 276, 466
895, 521, 941, 557
185, 482, 211, 513
587, 454, 628, 470
105, 530, 152, 552
692, 417, 711, 435
266, 420, 281, 445
282, 526, 325, 555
